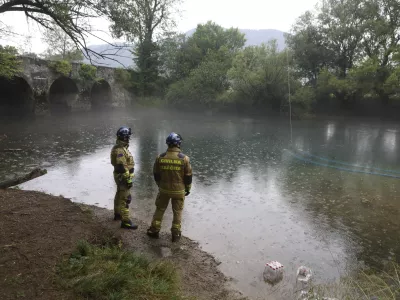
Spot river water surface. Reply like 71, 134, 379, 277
1, 109, 399, 299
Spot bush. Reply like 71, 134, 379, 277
291, 86, 316, 115
0, 45, 22, 79
79, 64, 97, 81
115, 68, 133, 89
50, 60, 72, 76
166, 49, 231, 107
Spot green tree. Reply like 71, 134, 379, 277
315, 68, 358, 110
183, 21, 245, 74
227, 41, 289, 110
317, 0, 365, 78
360, 0, 400, 104
288, 0, 366, 84
108, 0, 181, 95
384, 67, 400, 96
285, 11, 335, 85
288, 0, 400, 111
166, 47, 233, 106
190, 21, 246, 56
164, 22, 246, 106
159, 22, 245, 83
158, 32, 190, 82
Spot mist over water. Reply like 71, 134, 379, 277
1, 108, 399, 299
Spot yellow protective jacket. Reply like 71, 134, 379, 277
110, 140, 135, 181
153, 147, 192, 196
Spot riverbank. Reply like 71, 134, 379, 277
0, 189, 245, 300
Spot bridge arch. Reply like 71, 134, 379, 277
0, 76, 35, 116
90, 79, 112, 109
49, 77, 78, 113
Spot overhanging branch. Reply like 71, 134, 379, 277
0, 0, 128, 65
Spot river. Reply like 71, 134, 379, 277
1, 108, 399, 299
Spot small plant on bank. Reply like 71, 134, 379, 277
49, 60, 72, 76
78, 64, 97, 81
58, 240, 184, 300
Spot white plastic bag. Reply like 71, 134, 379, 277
296, 266, 312, 283
263, 261, 284, 284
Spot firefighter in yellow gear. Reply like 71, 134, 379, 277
147, 132, 192, 242
110, 127, 138, 230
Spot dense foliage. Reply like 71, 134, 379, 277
1, 0, 399, 116
0, 45, 21, 79
49, 60, 72, 76
108, 0, 181, 96
286, 0, 400, 116
111, 0, 400, 117
78, 64, 97, 81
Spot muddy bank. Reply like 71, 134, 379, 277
0, 189, 245, 300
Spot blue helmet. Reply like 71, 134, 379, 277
116, 127, 131, 141
166, 132, 183, 146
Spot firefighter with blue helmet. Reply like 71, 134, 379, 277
110, 126, 138, 230
147, 132, 193, 242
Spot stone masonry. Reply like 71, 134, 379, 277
13, 56, 133, 114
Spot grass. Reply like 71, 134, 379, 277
58, 239, 186, 300
301, 262, 400, 300
348, 263, 400, 300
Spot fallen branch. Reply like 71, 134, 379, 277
2, 149, 23, 152
0, 168, 47, 189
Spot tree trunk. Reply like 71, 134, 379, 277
0, 168, 47, 189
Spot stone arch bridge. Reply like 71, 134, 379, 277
0, 56, 132, 116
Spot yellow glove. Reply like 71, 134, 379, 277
125, 172, 134, 188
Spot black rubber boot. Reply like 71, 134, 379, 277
171, 231, 181, 243
114, 213, 122, 221
146, 227, 160, 239
121, 220, 138, 230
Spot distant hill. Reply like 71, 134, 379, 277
185, 28, 286, 49
85, 29, 286, 68
241, 29, 286, 49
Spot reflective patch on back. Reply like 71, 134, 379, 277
160, 152, 167, 157
178, 153, 186, 159
161, 165, 182, 171
160, 158, 182, 165
117, 153, 124, 157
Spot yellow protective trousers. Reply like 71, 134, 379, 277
150, 192, 184, 233
113, 174, 131, 223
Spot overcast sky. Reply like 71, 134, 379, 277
0, 0, 318, 53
